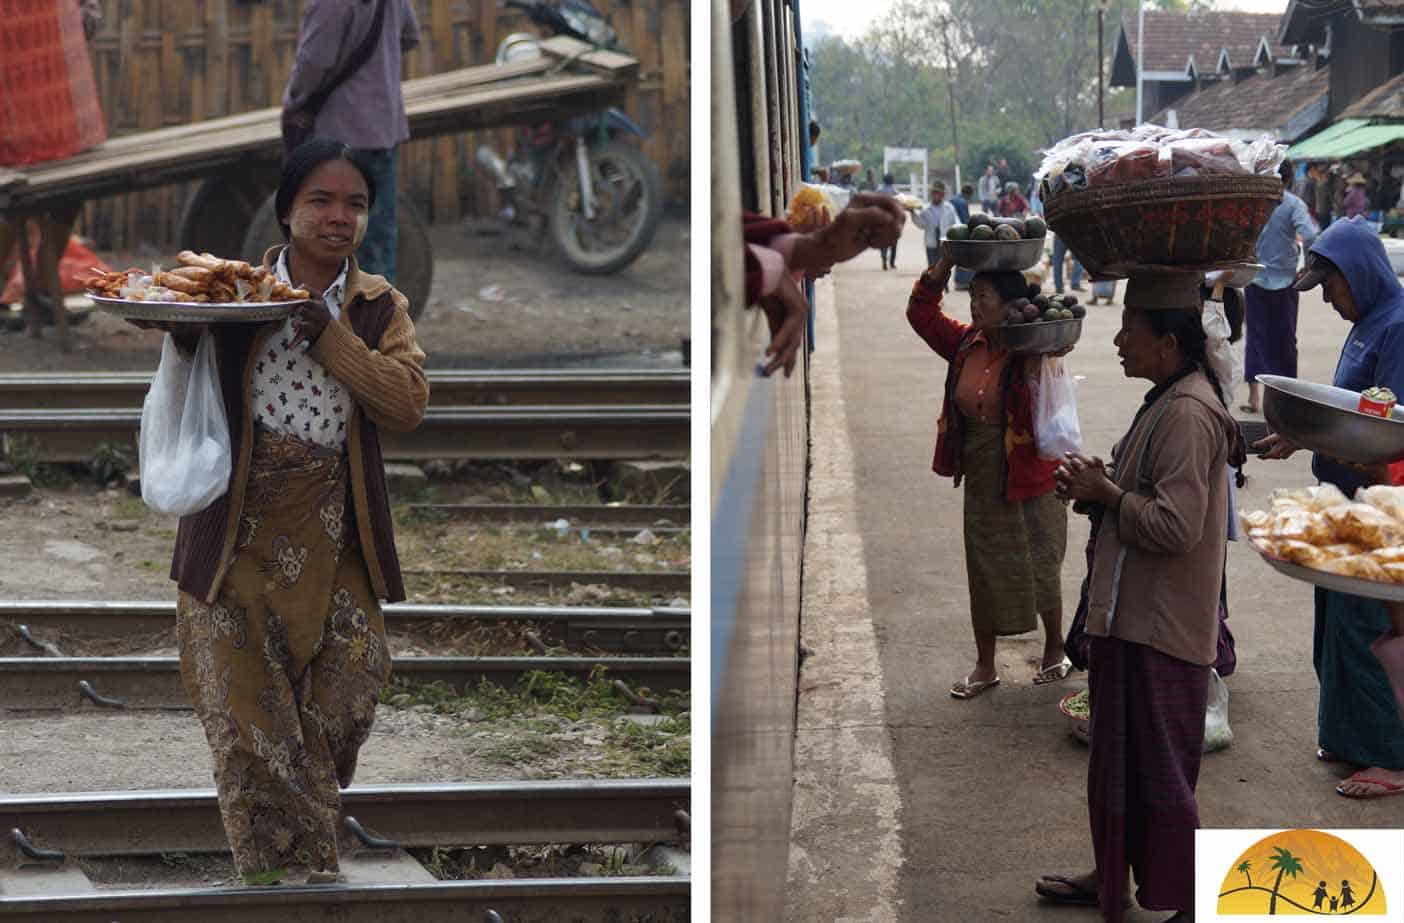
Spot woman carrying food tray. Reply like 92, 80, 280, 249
1256, 216, 1404, 800
1036, 273, 1247, 921
132, 137, 428, 884
905, 251, 1072, 699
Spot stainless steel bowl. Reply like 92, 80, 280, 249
999, 317, 1082, 355
943, 237, 1045, 272
1260, 374, 1404, 465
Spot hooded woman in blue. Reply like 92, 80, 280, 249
1258, 217, 1404, 798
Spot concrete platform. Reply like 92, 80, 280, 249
787, 223, 1404, 922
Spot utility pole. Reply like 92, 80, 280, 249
1135, 0, 1145, 125
940, 16, 961, 193
1098, 2, 1106, 128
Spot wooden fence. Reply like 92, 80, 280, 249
80, 0, 690, 250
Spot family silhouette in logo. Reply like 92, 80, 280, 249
1312, 879, 1357, 913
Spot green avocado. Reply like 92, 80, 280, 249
994, 224, 1020, 241
946, 225, 970, 241
968, 214, 992, 229
1024, 217, 1047, 239
1041, 308, 1061, 322
971, 225, 995, 241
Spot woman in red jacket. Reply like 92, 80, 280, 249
907, 252, 1071, 698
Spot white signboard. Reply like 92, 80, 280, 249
883, 146, 929, 199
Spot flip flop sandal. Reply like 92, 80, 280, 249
1336, 772, 1404, 799
950, 675, 1000, 699
1033, 656, 1074, 685
1035, 875, 1098, 906
1239, 403, 1260, 414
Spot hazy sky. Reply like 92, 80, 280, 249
801, 0, 1289, 41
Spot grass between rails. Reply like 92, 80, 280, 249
379, 667, 690, 778
413, 843, 678, 881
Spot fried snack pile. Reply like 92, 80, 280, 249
85, 251, 310, 304
786, 183, 836, 231
1243, 484, 1404, 584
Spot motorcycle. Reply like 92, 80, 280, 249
475, 0, 664, 275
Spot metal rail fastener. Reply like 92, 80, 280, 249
344, 815, 401, 851
77, 679, 126, 708
12, 828, 64, 863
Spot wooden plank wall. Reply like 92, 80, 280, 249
81, 0, 690, 250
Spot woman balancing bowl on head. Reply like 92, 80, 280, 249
1036, 274, 1247, 922
906, 252, 1073, 698
133, 137, 428, 885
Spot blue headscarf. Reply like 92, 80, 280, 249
1309, 217, 1404, 494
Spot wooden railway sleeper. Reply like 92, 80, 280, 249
485, 912, 506, 923
11, 828, 64, 864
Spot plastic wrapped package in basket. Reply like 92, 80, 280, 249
1036, 128, 1285, 278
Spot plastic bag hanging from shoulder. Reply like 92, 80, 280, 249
1033, 355, 1083, 461
139, 332, 232, 516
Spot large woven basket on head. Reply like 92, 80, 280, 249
1043, 174, 1282, 278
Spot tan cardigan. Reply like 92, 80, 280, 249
1084, 371, 1237, 666
170, 252, 427, 604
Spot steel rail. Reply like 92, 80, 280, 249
0, 601, 690, 651
0, 405, 690, 463
0, 779, 689, 862
0, 876, 689, 922
0, 654, 690, 709
408, 503, 689, 527
397, 570, 690, 593
0, 370, 689, 411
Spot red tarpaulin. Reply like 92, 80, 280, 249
1, 237, 112, 304
0, 0, 107, 167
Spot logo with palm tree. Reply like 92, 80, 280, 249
1217, 830, 1386, 915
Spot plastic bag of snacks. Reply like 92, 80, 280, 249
1035, 127, 1286, 205
785, 182, 851, 231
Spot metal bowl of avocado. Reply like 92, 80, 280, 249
943, 237, 1045, 272
1000, 317, 1082, 355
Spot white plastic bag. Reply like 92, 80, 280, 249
139, 332, 231, 516
1203, 668, 1233, 753
1033, 356, 1083, 460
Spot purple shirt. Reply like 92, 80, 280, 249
1345, 186, 1369, 218
284, 0, 420, 151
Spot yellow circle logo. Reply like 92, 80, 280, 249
1218, 830, 1386, 915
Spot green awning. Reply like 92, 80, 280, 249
1289, 119, 1404, 160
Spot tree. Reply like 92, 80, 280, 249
1267, 847, 1304, 915
1237, 860, 1252, 889
1147, 0, 1216, 10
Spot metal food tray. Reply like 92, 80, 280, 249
943, 237, 1045, 272
89, 294, 304, 324
1000, 317, 1082, 355
1253, 547, 1404, 602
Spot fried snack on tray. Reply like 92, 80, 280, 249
83, 251, 309, 305
1246, 485, 1404, 587
1321, 554, 1389, 582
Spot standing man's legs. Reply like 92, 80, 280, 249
926, 246, 939, 268
352, 147, 399, 282
1053, 237, 1067, 293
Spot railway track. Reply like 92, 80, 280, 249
0, 601, 690, 652
0, 780, 689, 921
0, 653, 689, 709
0, 405, 688, 463
0, 370, 690, 411
410, 503, 689, 534
399, 569, 690, 594
0, 369, 690, 462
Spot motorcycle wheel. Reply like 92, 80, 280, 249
241, 193, 434, 322
549, 140, 663, 275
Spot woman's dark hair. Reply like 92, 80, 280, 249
275, 137, 377, 239
971, 271, 1039, 304
1279, 158, 1295, 187
1146, 305, 1245, 484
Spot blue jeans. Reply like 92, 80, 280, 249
353, 146, 398, 283
1052, 236, 1082, 293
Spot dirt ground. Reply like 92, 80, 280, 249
0, 216, 690, 371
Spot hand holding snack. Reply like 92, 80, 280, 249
289, 295, 334, 350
